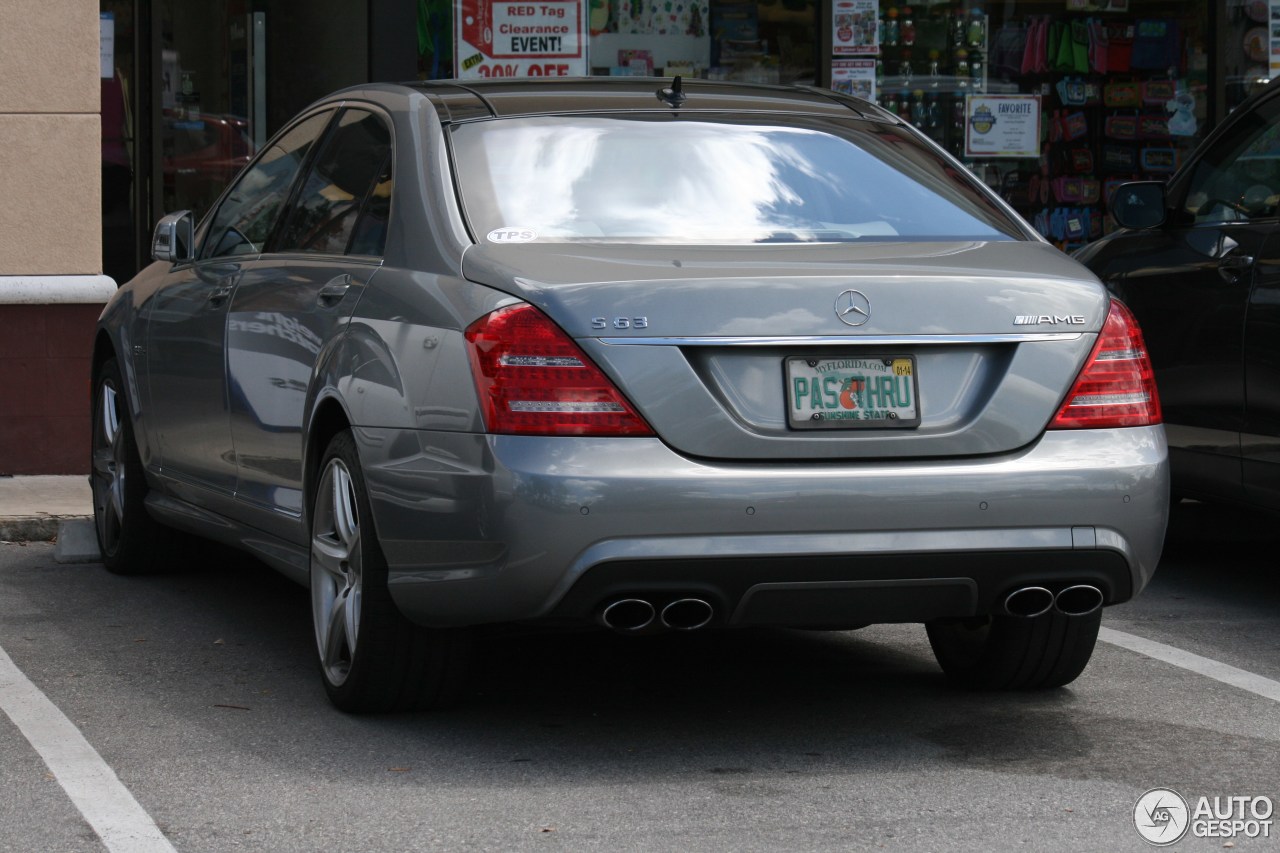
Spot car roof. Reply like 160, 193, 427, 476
397, 78, 885, 123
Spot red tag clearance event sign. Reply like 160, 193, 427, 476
455, 0, 588, 78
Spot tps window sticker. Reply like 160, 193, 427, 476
488, 227, 538, 243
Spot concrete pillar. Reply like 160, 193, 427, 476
0, 0, 116, 474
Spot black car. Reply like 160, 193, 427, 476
1075, 78, 1280, 513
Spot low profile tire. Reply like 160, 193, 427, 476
91, 358, 170, 574
310, 430, 470, 713
925, 609, 1102, 690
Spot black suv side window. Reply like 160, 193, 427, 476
201, 110, 334, 259
274, 108, 393, 257
1184, 96, 1280, 225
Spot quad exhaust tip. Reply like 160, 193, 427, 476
600, 597, 715, 632
660, 598, 714, 631
600, 598, 655, 632
1003, 584, 1104, 618
1004, 586, 1055, 618
1054, 584, 1104, 617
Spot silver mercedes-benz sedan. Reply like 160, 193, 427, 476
91, 79, 1168, 712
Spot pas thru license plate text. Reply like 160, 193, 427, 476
786, 355, 920, 429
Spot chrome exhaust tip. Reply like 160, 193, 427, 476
600, 598, 655, 632
1003, 586, 1055, 618
660, 598, 714, 631
1055, 584, 1104, 617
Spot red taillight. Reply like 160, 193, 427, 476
464, 304, 654, 436
1049, 298, 1161, 430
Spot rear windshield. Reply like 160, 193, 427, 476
449, 114, 1024, 245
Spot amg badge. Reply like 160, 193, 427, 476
1014, 314, 1087, 325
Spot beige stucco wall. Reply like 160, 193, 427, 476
0, 115, 101, 275
0, 0, 101, 277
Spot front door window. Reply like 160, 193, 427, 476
201, 110, 334, 259
1184, 96, 1280, 225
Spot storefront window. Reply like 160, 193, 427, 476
586, 0, 815, 82
433, 0, 1219, 251
870, 1, 1209, 250
1223, 0, 1274, 112
159, 0, 369, 224
159, 1, 259, 222
435, 0, 816, 82
101, 2, 137, 285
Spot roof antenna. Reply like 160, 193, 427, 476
657, 75, 687, 107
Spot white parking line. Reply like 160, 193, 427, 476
1099, 626, 1280, 704
0, 644, 177, 853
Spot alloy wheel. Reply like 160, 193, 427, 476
311, 457, 363, 686
91, 380, 126, 555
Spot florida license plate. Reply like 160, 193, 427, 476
785, 355, 921, 430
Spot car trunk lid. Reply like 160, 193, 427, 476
461, 240, 1109, 460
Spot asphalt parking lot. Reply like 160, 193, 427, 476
1, 499, 1277, 852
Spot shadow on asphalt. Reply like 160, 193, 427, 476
1163, 499, 1280, 546
157, 540, 964, 710
12, 509, 1277, 794
85, 536, 1077, 718
1152, 500, 1280, 608
83, 498, 1280, 727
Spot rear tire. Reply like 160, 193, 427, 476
310, 429, 470, 713
91, 358, 172, 574
926, 609, 1101, 690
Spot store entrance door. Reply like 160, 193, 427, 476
100, 0, 266, 285
159, 0, 263, 226
101, 1, 141, 286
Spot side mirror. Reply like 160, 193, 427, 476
1110, 182, 1168, 230
152, 210, 194, 263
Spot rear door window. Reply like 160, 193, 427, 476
274, 108, 393, 257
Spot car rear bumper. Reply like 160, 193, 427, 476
355, 426, 1169, 628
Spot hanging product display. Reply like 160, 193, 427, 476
832, 1, 1208, 250
860, 2, 987, 155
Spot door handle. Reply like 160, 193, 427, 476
208, 283, 234, 305
1218, 254, 1255, 283
317, 274, 352, 306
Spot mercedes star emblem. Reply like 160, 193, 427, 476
835, 289, 871, 327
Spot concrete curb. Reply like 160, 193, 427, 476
0, 516, 86, 543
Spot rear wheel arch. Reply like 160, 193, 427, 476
309, 427, 471, 712
305, 397, 354, 530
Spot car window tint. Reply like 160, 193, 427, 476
1184, 96, 1280, 224
275, 109, 393, 256
201, 110, 333, 259
347, 153, 393, 257
450, 115, 1023, 244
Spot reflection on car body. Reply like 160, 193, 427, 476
93, 79, 1168, 712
